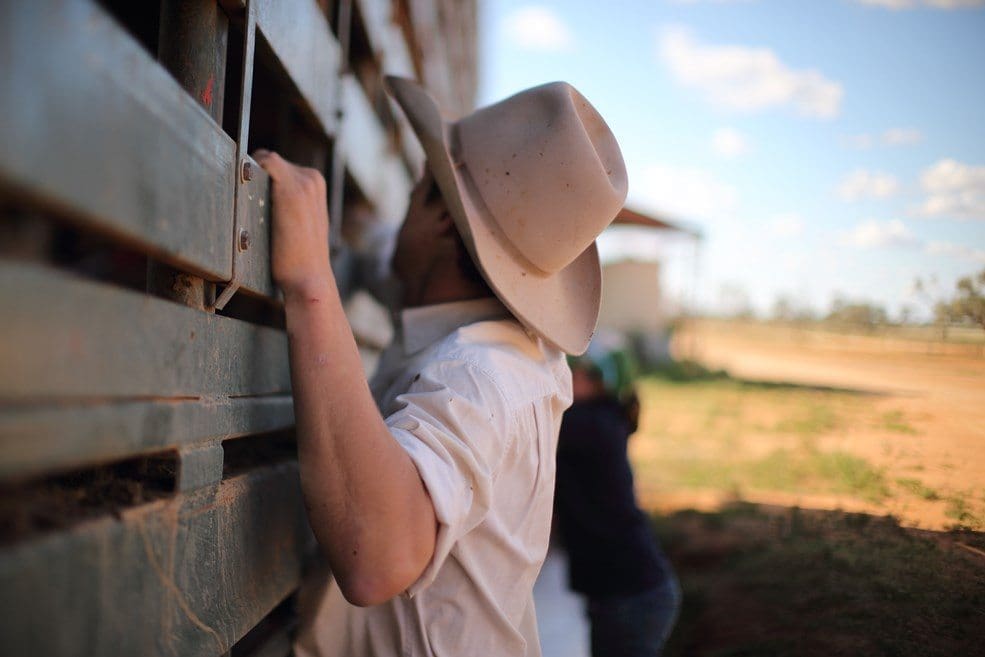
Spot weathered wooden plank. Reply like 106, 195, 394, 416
353, 0, 425, 173
404, 0, 450, 111
438, 0, 479, 114
0, 263, 290, 400
0, 396, 294, 481
0, 0, 236, 281
402, 0, 476, 116
338, 75, 412, 223
389, 96, 426, 176
355, 0, 415, 77
0, 463, 311, 657
254, 0, 342, 138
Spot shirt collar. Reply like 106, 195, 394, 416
400, 297, 510, 355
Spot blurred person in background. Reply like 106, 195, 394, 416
554, 334, 681, 657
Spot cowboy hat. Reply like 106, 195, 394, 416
384, 76, 628, 355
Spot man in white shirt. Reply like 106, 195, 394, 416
255, 76, 628, 656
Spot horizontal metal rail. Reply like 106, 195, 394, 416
0, 263, 290, 400
338, 75, 412, 223
0, 463, 310, 657
0, 396, 294, 481
0, 1, 477, 655
254, 0, 342, 138
0, 0, 237, 281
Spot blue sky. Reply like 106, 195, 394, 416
477, 0, 985, 318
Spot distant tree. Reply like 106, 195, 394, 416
912, 275, 949, 338
772, 295, 795, 322
941, 268, 985, 333
825, 296, 888, 330
772, 294, 816, 323
911, 276, 941, 319
718, 283, 755, 320
897, 304, 914, 326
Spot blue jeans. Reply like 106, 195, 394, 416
586, 564, 681, 657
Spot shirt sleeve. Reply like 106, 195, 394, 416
384, 356, 514, 596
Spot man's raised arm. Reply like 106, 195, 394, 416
254, 149, 437, 607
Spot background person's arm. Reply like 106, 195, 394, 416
255, 149, 437, 607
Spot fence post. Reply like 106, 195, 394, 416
148, 0, 231, 310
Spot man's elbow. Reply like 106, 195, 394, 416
336, 553, 428, 607
338, 575, 402, 608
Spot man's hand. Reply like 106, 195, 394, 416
253, 149, 331, 297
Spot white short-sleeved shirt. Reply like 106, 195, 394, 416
294, 297, 573, 657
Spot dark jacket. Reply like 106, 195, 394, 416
554, 397, 666, 597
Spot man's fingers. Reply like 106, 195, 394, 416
253, 151, 326, 196
253, 149, 287, 179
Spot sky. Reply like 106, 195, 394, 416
477, 0, 985, 319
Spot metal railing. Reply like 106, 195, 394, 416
0, 1, 475, 654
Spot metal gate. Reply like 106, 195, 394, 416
0, 1, 476, 654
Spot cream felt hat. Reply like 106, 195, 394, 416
384, 76, 628, 355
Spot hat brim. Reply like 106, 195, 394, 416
385, 76, 601, 355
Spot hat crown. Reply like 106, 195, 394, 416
454, 82, 628, 274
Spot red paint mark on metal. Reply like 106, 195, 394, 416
201, 75, 215, 108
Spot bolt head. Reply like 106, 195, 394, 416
241, 160, 254, 182
239, 229, 251, 251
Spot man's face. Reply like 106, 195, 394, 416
391, 171, 452, 285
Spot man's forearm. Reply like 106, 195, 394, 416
284, 269, 437, 606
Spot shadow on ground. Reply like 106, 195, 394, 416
654, 502, 985, 657
643, 359, 888, 397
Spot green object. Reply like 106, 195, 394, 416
569, 337, 639, 402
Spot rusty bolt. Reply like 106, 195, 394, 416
239, 229, 251, 251
241, 159, 254, 182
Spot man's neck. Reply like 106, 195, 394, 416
401, 260, 492, 308
403, 286, 492, 309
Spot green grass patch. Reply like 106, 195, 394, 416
638, 449, 892, 504
881, 409, 919, 435
896, 477, 941, 501
945, 496, 985, 530
748, 449, 891, 502
641, 359, 730, 383
633, 375, 908, 507
773, 402, 840, 437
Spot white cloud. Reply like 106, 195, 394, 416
856, 0, 916, 7
843, 134, 875, 150
837, 169, 900, 201
855, 0, 985, 9
632, 164, 737, 221
770, 213, 805, 236
917, 159, 985, 221
711, 127, 750, 158
657, 25, 843, 119
502, 6, 574, 52
925, 241, 985, 263
841, 219, 918, 248
882, 128, 924, 146
840, 219, 985, 263
926, 0, 985, 6
844, 127, 924, 149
